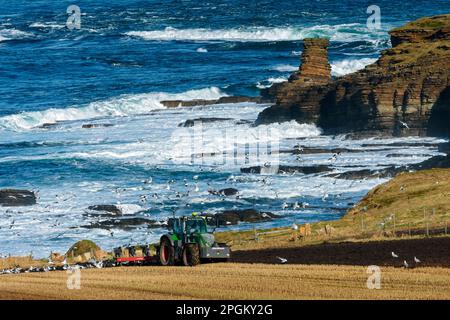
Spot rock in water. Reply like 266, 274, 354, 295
209, 188, 239, 196
257, 15, 450, 137
0, 189, 36, 206
87, 204, 122, 215
203, 209, 277, 226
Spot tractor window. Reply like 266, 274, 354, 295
186, 219, 207, 233
170, 219, 183, 234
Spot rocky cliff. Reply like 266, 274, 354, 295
256, 14, 450, 137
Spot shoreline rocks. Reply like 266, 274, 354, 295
161, 96, 273, 108
87, 205, 122, 216
0, 189, 36, 207
241, 165, 332, 175
256, 14, 450, 137
203, 209, 278, 226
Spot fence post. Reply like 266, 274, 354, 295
253, 227, 258, 242
393, 213, 396, 236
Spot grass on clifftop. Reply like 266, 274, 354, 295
392, 14, 450, 31
216, 169, 450, 250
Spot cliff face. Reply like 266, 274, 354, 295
256, 14, 450, 137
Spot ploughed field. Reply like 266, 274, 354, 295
1, 235, 449, 300
232, 237, 450, 267
1, 262, 449, 300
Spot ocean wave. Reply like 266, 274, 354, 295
0, 87, 226, 131
125, 24, 387, 43
331, 58, 377, 77
29, 22, 65, 29
259, 58, 377, 89
169, 120, 322, 161
0, 28, 32, 42
256, 76, 288, 89
271, 64, 298, 72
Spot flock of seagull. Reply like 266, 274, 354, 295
391, 251, 421, 269
0, 256, 108, 275
274, 251, 422, 267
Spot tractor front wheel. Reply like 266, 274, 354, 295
160, 237, 175, 266
182, 244, 200, 266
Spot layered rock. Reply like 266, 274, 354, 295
288, 38, 332, 86
257, 14, 450, 137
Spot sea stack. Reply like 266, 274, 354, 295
290, 38, 332, 86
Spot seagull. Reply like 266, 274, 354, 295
399, 120, 409, 129
414, 256, 421, 264
291, 223, 298, 230
292, 202, 301, 210
403, 260, 409, 269
143, 177, 152, 184
193, 175, 199, 180
281, 202, 289, 210
391, 251, 399, 258
328, 153, 338, 162
277, 257, 288, 264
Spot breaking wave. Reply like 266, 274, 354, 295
331, 58, 377, 77
0, 87, 227, 131
0, 28, 32, 42
256, 76, 288, 89
126, 23, 387, 43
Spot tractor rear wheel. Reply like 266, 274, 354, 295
182, 244, 200, 266
159, 237, 175, 266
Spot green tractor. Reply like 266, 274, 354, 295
159, 215, 231, 266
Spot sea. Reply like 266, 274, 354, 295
1, 0, 449, 257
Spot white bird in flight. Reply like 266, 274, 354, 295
391, 251, 399, 258
277, 257, 288, 264
399, 120, 410, 129
414, 256, 421, 264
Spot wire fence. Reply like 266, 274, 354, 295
227, 209, 450, 246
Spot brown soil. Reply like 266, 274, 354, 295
232, 237, 450, 267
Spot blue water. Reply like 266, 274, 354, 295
0, 0, 449, 256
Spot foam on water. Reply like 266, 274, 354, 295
0, 28, 32, 42
0, 87, 226, 131
256, 76, 289, 89
271, 64, 298, 72
126, 23, 388, 43
0, 98, 445, 257
331, 58, 377, 77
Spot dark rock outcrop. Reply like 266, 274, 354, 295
241, 165, 332, 174
80, 217, 160, 231
256, 14, 450, 137
87, 205, 122, 215
208, 188, 239, 196
82, 123, 114, 129
178, 117, 233, 127
0, 189, 36, 207
203, 209, 277, 226
161, 96, 272, 108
